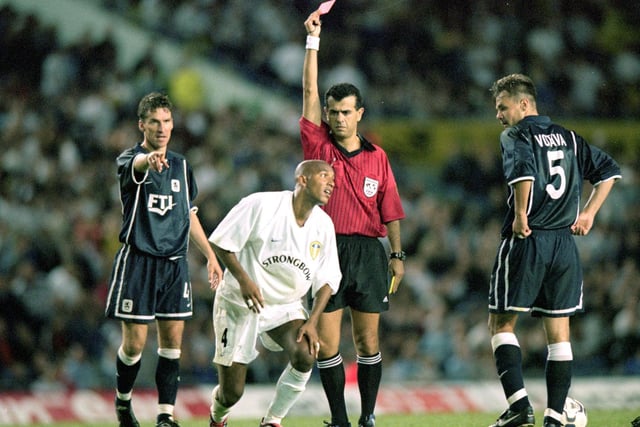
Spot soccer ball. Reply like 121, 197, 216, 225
562, 396, 587, 427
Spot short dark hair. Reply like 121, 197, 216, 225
325, 83, 363, 109
137, 92, 173, 120
490, 74, 537, 101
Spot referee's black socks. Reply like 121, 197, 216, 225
317, 353, 349, 425
357, 352, 382, 418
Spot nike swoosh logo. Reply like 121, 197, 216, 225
497, 414, 520, 426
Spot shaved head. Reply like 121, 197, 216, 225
295, 160, 333, 180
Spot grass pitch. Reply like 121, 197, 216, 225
25, 409, 640, 427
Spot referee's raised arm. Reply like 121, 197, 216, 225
302, 11, 323, 126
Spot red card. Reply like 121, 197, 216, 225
318, 0, 336, 14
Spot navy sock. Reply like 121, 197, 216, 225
546, 359, 572, 414
494, 344, 530, 411
156, 356, 180, 406
117, 356, 141, 395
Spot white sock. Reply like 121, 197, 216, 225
263, 363, 311, 423
118, 345, 142, 365
211, 385, 231, 422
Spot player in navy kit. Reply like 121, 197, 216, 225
302, 10, 406, 427
487, 74, 621, 427
207, 160, 342, 427
105, 93, 223, 427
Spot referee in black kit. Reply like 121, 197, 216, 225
487, 74, 621, 427
105, 92, 223, 427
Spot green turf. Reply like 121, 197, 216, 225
25, 410, 640, 427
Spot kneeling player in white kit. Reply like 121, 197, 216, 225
208, 160, 342, 427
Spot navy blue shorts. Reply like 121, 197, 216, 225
323, 235, 389, 313
105, 245, 193, 323
489, 229, 584, 318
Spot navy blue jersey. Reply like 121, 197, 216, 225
499, 116, 621, 238
116, 143, 197, 257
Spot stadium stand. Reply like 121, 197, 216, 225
0, 0, 638, 395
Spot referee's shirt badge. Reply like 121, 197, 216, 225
363, 177, 379, 198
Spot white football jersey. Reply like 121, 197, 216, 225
209, 191, 341, 306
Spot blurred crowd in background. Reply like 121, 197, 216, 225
1, 0, 639, 393
98, 0, 640, 120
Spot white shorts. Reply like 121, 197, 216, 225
212, 293, 308, 367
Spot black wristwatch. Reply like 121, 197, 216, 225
389, 251, 406, 261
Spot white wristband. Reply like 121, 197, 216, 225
306, 35, 320, 51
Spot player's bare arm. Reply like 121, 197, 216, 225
189, 211, 222, 289
297, 284, 333, 357
302, 11, 323, 125
571, 178, 617, 236
512, 180, 532, 238
211, 243, 265, 311
133, 150, 169, 173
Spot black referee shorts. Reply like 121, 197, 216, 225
324, 235, 390, 313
